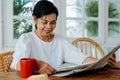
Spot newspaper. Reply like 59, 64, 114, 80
51, 45, 120, 77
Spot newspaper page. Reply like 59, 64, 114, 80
51, 45, 120, 77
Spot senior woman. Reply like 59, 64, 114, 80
11, 0, 116, 75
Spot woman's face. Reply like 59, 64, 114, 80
34, 13, 57, 36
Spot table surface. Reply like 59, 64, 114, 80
0, 66, 120, 80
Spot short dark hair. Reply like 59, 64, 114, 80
32, 0, 59, 19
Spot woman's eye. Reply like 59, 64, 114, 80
42, 21, 47, 24
51, 21, 56, 25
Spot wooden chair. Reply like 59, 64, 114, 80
0, 51, 15, 72
72, 38, 105, 59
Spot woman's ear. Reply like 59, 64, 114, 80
33, 16, 37, 25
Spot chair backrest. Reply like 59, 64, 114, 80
72, 38, 105, 59
0, 51, 15, 72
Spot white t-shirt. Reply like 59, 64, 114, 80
10, 32, 88, 69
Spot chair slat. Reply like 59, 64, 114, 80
85, 42, 87, 54
95, 46, 97, 58
90, 43, 92, 57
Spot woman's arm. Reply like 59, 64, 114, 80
82, 56, 98, 64
16, 61, 20, 71
82, 53, 116, 67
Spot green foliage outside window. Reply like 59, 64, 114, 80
85, 1, 119, 36
13, 19, 32, 39
86, 1, 98, 17
13, 0, 32, 39
85, 1, 98, 36
75, 0, 119, 36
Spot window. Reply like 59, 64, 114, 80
13, 0, 33, 39
64, 0, 120, 45
107, 0, 120, 41
66, 0, 99, 38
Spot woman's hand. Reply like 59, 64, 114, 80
37, 60, 56, 75
107, 53, 116, 67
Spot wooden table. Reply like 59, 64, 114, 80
0, 66, 120, 80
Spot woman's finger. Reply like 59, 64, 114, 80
45, 68, 53, 74
107, 57, 116, 67
38, 63, 55, 75
47, 66, 56, 73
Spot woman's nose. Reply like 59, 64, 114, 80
46, 23, 52, 28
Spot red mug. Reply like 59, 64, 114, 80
20, 58, 37, 78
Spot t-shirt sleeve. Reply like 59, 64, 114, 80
63, 39, 88, 65
10, 34, 31, 69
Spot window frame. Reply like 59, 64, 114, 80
105, 0, 120, 46
62, 0, 102, 42
3, 0, 15, 50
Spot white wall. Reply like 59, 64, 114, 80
0, 0, 3, 52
